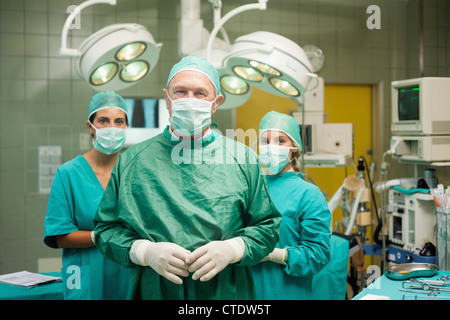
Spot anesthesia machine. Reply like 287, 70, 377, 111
377, 77, 450, 270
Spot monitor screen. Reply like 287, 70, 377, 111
298, 124, 312, 153
123, 98, 169, 147
123, 98, 159, 128
398, 85, 419, 121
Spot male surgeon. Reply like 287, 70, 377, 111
94, 55, 281, 300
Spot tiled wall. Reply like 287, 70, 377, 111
0, 0, 449, 274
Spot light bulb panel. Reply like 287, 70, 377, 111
217, 68, 251, 110
220, 74, 250, 95
76, 23, 160, 91
224, 31, 313, 98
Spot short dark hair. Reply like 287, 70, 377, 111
89, 111, 129, 125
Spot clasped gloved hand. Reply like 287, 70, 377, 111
130, 240, 191, 285
261, 248, 287, 264
185, 237, 245, 282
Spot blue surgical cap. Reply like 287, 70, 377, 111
88, 91, 128, 119
167, 55, 220, 94
259, 111, 303, 152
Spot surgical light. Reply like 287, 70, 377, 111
220, 75, 249, 95
60, 0, 161, 91
184, 0, 315, 108
90, 62, 118, 85
116, 42, 147, 61
217, 68, 252, 110
233, 66, 264, 82
270, 78, 299, 96
223, 31, 314, 98
75, 23, 159, 91
249, 60, 280, 76
120, 60, 149, 82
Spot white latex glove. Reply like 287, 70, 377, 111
261, 248, 287, 264
90, 231, 95, 246
186, 237, 245, 282
130, 240, 191, 285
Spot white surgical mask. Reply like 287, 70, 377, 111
90, 122, 127, 155
168, 95, 216, 136
259, 144, 296, 175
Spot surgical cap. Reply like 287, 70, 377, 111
88, 91, 128, 119
259, 111, 303, 152
167, 55, 221, 94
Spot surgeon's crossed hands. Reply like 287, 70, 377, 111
130, 238, 245, 285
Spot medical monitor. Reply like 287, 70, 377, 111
391, 77, 450, 136
123, 97, 169, 147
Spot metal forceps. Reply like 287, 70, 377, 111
402, 278, 450, 294
398, 287, 439, 297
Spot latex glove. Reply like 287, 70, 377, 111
90, 231, 95, 246
186, 237, 245, 282
261, 248, 287, 264
130, 240, 191, 285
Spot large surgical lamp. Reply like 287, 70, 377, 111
223, 31, 314, 98
60, 0, 161, 91
181, 0, 314, 107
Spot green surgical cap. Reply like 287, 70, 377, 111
88, 91, 128, 119
259, 111, 303, 152
167, 55, 220, 94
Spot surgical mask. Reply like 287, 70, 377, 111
259, 144, 295, 175
168, 95, 216, 136
89, 122, 127, 155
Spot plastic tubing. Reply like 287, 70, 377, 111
373, 178, 418, 193
345, 187, 365, 235
327, 183, 344, 214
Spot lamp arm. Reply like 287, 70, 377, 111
60, 0, 117, 57
211, 1, 230, 47
218, 27, 231, 47
206, 0, 267, 62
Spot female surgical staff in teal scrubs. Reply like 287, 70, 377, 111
44, 91, 130, 300
252, 111, 331, 300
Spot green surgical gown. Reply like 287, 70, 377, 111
94, 126, 281, 300
44, 155, 130, 300
252, 171, 331, 300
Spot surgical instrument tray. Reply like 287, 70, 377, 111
385, 263, 438, 280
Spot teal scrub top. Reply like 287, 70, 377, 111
252, 171, 331, 300
44, 155, 129, 300
94, 126, 281, 300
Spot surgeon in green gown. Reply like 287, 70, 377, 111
94, 55, 281, 300
44, 91, 130, 299
252, 111, 331, 300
